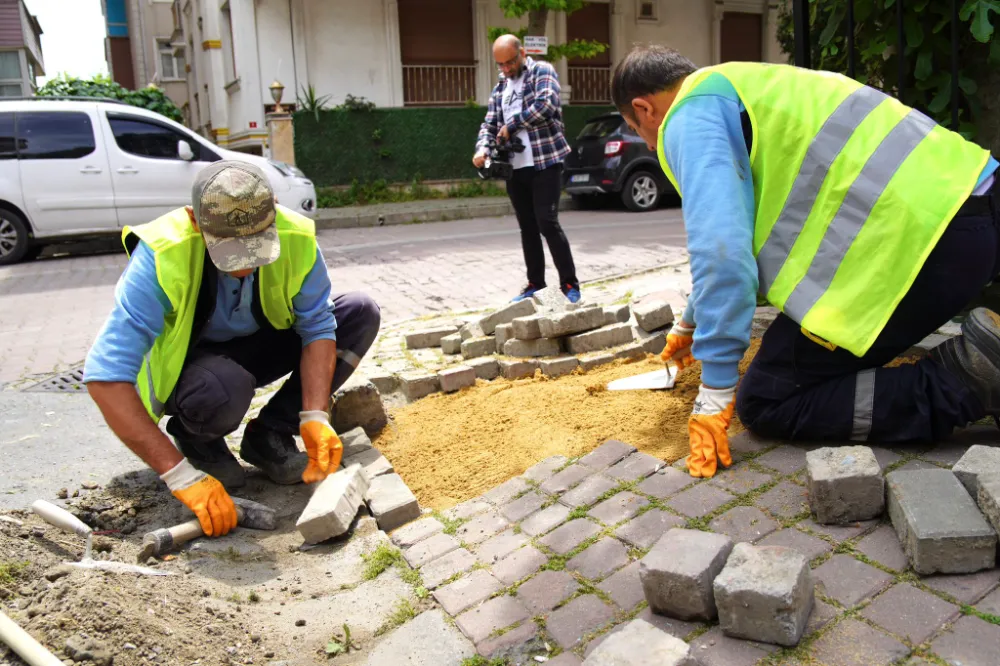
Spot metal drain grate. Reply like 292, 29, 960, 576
22, 366, 87, 393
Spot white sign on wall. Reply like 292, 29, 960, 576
524, 35, 548, 55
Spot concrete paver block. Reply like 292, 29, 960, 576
638, 332, 667, 355
467, 356, 500, 380
541, 463, 596, 495
332, 380, 388, 436
522, 455, 570, 483
460, 320, 486, 340
887, 469, 996, 574
810, 618, 908, 666
953, 445, 1000, 497
474, 621, 544, 662
583, 619, 696, 666
977, 474, 1000, 539
579, 439, 637, 470
589, 491, 649, 525
713, 543, 814, 646
615, 510, 686, 550
455, 512, 509, 545
538, 356, 580, 378
756, 527, 832, 563
432, 569, 503, 616
490, 545, 548, 585
511, 314, 544, 340
614, 342, 647, 361
455, 596, 531, 643
364, 608, 475, 666
400, 371, 440, 400
517, 569, 579, 613
806, 446, 884, 524
640, 528, 734, 621
441, 333, 462, 355
578, 352, 615, 371
709, 506, 779, 544
342, 447, 393, 481
607, 451, 665, 481
442, 498, 491, 522
538, 307, 606, 338
854, 523, 908, 572
547, 595, 616, 650
480, 299, 537, 335
439, 365, 476, 393
602, 304, 631, 326
475, 529, 529, 564
931, 614, 1000, 666
567, 536, 630, 579
368, 372, 399, 395
597, 560, 645, 611
339, 426, 373, 458
566, 322, 635, 354
859, 582, 960, 644
499, 358, 538, 380
404, 532, 460, 568
461, 336, 497, 360
636, 468, 695, 499
494, 323, 514, 352
632, 299, 674, 333
483, 476, 531, 505
520, 503, 571, 537
559, 474, 619, 508
406, 326, 460, 349
531, 285, 570, 311
297, 464, 370, 544
421, 547, 477, 589
366, 472, 420, 532
812, 554, 892, 607
504, 337, 561, 358
390, 516, 443, 548
539, 518, 602, 555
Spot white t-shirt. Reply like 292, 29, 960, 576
501, 72, 534, 170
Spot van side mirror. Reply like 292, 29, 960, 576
178, 140, 195, 161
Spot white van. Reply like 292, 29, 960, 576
0, 98, 317, 265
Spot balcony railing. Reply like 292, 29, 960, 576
402, 64, 477, 107
568, 66, 611, 105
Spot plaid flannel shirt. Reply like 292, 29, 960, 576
476, 57, 571, 170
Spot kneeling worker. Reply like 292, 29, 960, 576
611, 46, 1000, 478
85, 161, 381, 535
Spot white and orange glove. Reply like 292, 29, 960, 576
161, 459, 238, 537
660, 321, 697, 371
299, 410, 344, 484
687, 385, 736, 478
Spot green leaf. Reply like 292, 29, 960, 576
960, 75, 978, 94
991, 36, 1000, 63
885, 0, 896, 8
961, 0, 1000, 42
914, 50, 933, 80
905, 14, 925, 47
818, 6, 846, 46
325, 642, 344, 656
928, 81, 952, 113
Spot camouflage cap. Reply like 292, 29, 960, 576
192, 160, 280, 272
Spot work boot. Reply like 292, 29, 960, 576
930, 307, 1000, 418
240, 420, 308, 485
174, 437, 247, 490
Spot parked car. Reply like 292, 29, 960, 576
0, 98, 317, 265
562, 112, 674, 212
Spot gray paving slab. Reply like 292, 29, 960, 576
546, 595, 616, 650
432, 569, 503, 616
588, 491, 649, 525
538, 519, 602, 555
635, 468, 696, 498
688, 626, 777, 666
615, 509, 686, 550
364, 609, 475, 665
860, 583, 959, 644
755, 445, 808, 474
490, 545, 548, 585
812, 554, 893, 607
708, 464, 774, 495
520, 503, 571, 537
566, 536, 630, 580
666, 483, 734, 518
932, 615, 1000, 666
597, 560, 644, 611
579, 439, 636, 470
922, 568, 1000, 604
558, 474, 619, 508
455, 596, 531, 643
809, 618, 908, 666
855, 523, 909, 572
475, 529, 529, 564
516, 569, 579, 614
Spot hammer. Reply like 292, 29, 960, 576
137, 496, 276, 562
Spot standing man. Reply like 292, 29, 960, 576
85, 161, 381, 536
610, 45, 1000, 478
474, 34, 582, 303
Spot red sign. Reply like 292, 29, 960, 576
249, 121, 258, 129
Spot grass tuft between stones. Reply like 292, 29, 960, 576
432, 510, 467, 536
375, 598, 417, 636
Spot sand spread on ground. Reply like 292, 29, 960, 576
374, 340, 761, 510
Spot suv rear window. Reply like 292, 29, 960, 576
17, 111, 95, 160
577, 117, 622, 139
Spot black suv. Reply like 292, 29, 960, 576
562, 112, 675, 211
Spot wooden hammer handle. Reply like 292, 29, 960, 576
168, 504, 246, 550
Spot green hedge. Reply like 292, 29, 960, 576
294, 105, 615, 187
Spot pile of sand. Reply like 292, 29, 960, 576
375, 341, 760, 509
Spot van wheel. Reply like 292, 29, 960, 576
0, 209, 30, 265
622, 171, 660, 212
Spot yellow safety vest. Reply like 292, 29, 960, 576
122, 205, 318, 421
657, 62, 990, 356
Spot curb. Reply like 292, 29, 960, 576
315, 197, 576, 230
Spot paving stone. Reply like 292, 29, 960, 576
481, 299, 538, 335
583, 618, 695, 666
714, 543, 814, 646
578, 352, 615, 371
807, 446, 885, 524
516, 569, 579, 613
455, 512, 509, 546
755, 480, 810, 520
511, 314, 544, 340
756, 528, 832, 563
296, 464, 369, 544
921, 568, 1000, 603
440, 333, 462, 355
636, 468, 696, 498
460, 320, 486, 340
475, 529, 529, 564
366, 472, 420, 532
812, 554, 893, 607
954, 445, 1000, 497
538, 519, 602, 555
499, 358, 539, 379
855, 524, 909, 571
390, 516, 443, 548
932, 615, 1000, 666
540, 463, 595, 495
546, 654, 584, 666
367, 371, 399, 396
598, 560, 644, 610
887, 468, 996, 574
364, 608, 475, 665
798, 516, 879, 542
538, 356, 580, 378
895, 459, 939, 473
708, 464, 773, 495
500, 491, 547, 523
632, 299, 674, 333
975, 585, 1000, 614
602, 304, 631, 326
339, 426, 373, 458
666, 483, 735, 518
614, 341, 648, 361
558, 474, 619, 508
539, 307, 606, 338
432, 569, 504, 615
579, 439, 637, 470
461, 336, 497, 360
455, 595, 531, 643
709, 506, 779, 544
406, 326, 460, 349
565, 322, 634, 354
438, 365, 476, 393
520, 503, 571, 537
860, 583, 959, 644
504, 337, 562, 358
804, 599, 840, 636
404, 532, 460, 568
977, 474, 1000, 538
421, 548, 477, 589
615, 509, 686, 549
688, 626, 777, 666
588, 491, 650, 525
491, 545, 547, 585
607, 451, 665, 481
531, 285, 569, 311
547, 595, 616, 649
641, 528, 734, 621
809, 618, 908, 666
442, 498, 491, 522
522, 455, 569, 483
727, 431, 772, 458
483, 477, 531, 505
869, 445, 902, 471
494, 323, 514, 353
567, 537, 630, 580
756, 446, 808, 474
474, 621, 543, 661
344, 447, 394, 481
332, 380, 388, 436
921, 440, 976, 467
467, 356, 499, 380
633, 607, 702, 640
400, 371, 441, 400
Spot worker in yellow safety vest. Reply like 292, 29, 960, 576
610, 45, 1000, 478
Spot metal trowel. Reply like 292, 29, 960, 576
607, 363, 678, 391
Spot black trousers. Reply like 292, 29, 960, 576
737, 181, 1000, 443
506, 163, 579, 289
165, 292, 381, 443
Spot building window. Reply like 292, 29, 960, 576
220, 3, 237, 83
637, 0, 658, 22
158, 40, 185, 80
0, 52, 21, 97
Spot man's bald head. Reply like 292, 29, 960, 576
493, 34, 525, 79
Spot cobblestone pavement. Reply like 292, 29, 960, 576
0, 207, 685, 385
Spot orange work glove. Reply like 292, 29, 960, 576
661, 321, 697, 371
299, 410, 344, 484
687, 385, 736, 478
161, 458, 238, 537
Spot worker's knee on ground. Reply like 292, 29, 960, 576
171, 357, 256, 437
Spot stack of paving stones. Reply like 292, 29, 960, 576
383, 428, 1000, 665
395, 287, 676, 401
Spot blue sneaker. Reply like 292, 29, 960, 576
562, 283, 582, 304
512, 283, 542, 302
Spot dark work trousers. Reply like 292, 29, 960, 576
737, 181, 1000, 444
164, 292, 381, 444
506, 163, 579, 289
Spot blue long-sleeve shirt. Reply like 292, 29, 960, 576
666, 78, 999, 389
84, 242, 337, 383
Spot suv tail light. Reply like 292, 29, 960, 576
604, 141, 624, 157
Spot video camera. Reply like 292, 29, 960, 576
477, 135, 526, 181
